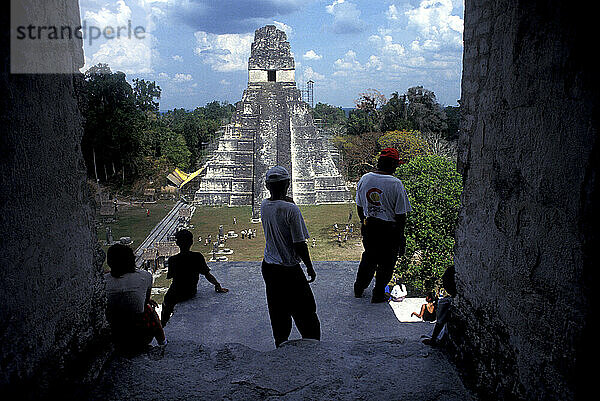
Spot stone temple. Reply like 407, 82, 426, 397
192, 25, 351, 219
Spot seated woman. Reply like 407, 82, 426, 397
411, 292, 437, 322
104, 244, 166, 353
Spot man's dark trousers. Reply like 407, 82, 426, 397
161, 285, 195, 325
354, 217, 402, 299
261, 261, 321, 347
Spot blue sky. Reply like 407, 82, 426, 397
79, 0, 464, 110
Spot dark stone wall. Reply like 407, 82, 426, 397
452, 0, 597, 400
0, 1, 109, 398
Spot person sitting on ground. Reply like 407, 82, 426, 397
104, 244, 166, 353
422, 266, 456, 346
411, 292, 438, 322
161, 229, 229, 326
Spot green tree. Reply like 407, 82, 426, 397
159, 102, 234, 170
80, 64, 146, 183
161, 130, 192, 170
377, 130, 430, 164
380, 92, 413, 132
346, 89, 387, 135
342, 131, 382, 178
443, 105, 460, 141
406, 86, 447, 134
312, 102, 347, 128
394, 155, 462, 294
346, 108, 377, 136
132, 78, 161, 114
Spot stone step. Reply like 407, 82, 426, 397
88, 261, 474, 401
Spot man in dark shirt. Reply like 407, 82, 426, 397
160, 229, 228, 326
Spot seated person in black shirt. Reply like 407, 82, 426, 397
161, 229, 229, 326
411, 292, 438, 322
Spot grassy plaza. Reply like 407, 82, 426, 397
97, 201, 364, 268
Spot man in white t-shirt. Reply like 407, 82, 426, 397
260, 165, 320, 348
354, 148, 412, 303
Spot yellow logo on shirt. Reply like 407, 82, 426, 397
366, 188, 382, 206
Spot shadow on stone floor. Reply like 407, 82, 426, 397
87, 262, 474, 401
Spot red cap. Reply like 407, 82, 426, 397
379, 147, 399, 161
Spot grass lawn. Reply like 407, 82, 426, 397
189, 204, 363, 262
96, 200, 176, 271
97, 202, 364, 303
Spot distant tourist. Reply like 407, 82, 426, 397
104, 244, 166, 353
354, 148, 412, 303
161, 229, 229, 326
260, 166, 320, 348
411, 292, 438, 322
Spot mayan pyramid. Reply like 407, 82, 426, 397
193, 25, 351, 219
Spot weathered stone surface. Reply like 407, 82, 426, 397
452, 1, 597, 400
248, 25, 295, 72
194, 26, 351, 219
0, 1, 110, 398
87, 262, 474, 401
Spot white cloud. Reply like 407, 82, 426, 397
273, 21, 293, 39
194, 31, 254, 72
385, 4, 399, 21
84, 0, 132, 28
302, 66, 325, 81
325, 0, 345, 13
166, 0, 304, 34
81, 0, 156, 74
325, 0, 365, 34
333, 50, 363, 75
405, 0, 463, 51
303, 50, 322, 60
172, 55, 183, 62
84, 37, 154, 74
173, 73, 192, 82
365, 55, 382, 71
